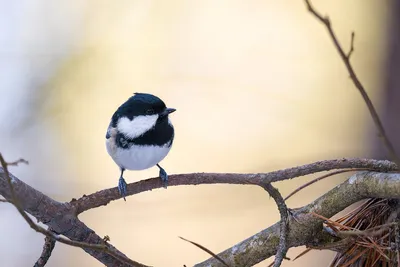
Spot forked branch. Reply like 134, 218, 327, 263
304, 0, 400, 164
194, 171, 400, 266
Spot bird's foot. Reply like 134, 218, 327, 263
158, 166, 168, 189
118, 177, 128, 201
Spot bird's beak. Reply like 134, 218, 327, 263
161, 108, 176, 117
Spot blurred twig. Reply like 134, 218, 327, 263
179, 237, 230, 267
7, 158, 29, 166
304, 0, 400, 164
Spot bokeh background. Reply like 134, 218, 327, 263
0, 0, 398, 266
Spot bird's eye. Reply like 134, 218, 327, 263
146, 108, 155, 115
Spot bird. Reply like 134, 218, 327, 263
105, 93, 176, 200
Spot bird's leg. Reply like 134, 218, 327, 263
156, 164, 168, 189
118, 168, 128, 201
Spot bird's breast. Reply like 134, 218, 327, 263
106, 116, 174, 170
110, 143, 172, 170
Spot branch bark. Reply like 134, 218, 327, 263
261, 183, 289, 267
0, 168, 149, 267
0, 158, 397, 266
194, 171, 400, 267
72, 158, 397, 214
34, 235, 56, 267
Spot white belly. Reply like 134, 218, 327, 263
106, 139, 171, 170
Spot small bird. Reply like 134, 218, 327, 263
105, 93, 176, 200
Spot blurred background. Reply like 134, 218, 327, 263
0, 0, 398, 266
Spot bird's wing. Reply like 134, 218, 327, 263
106, 121, 115, 139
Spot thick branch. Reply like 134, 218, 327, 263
0, 158, 397, 266
0, 168, 148, 267
194, 171, 400, 267
72, 158, 397, 214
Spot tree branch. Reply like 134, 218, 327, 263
0, 158, 397, 266
34, 235, 56, 267
304, 0, 400, 164
72, 158, 397, 214
194, 171, 400, 267
262, 183, 288, 267
0, 165, 149, 267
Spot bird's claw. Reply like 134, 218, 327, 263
118, 177, 128, 201
159, 167, 168, 189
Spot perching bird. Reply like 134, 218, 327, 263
105, 93, 176, 200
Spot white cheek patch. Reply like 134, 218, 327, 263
117, 115, 158, 139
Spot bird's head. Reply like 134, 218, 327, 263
114, 93, 176, 139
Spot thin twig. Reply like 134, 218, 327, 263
284, 168, 370, 201
262, 183, 289, 267
293, 248, 313, 261
34, 234, 56, 267
7, 158, 29, 166
332, 204, 400, 239
312, 210, 396, 264
267, 256, 291, 267
347, 32, 355, 59
304, 0, 400, 164
337, 222, 396, 238
0, 154, 148, 267
179, 237, 230, 267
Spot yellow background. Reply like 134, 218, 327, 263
0, 1, 390, 266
